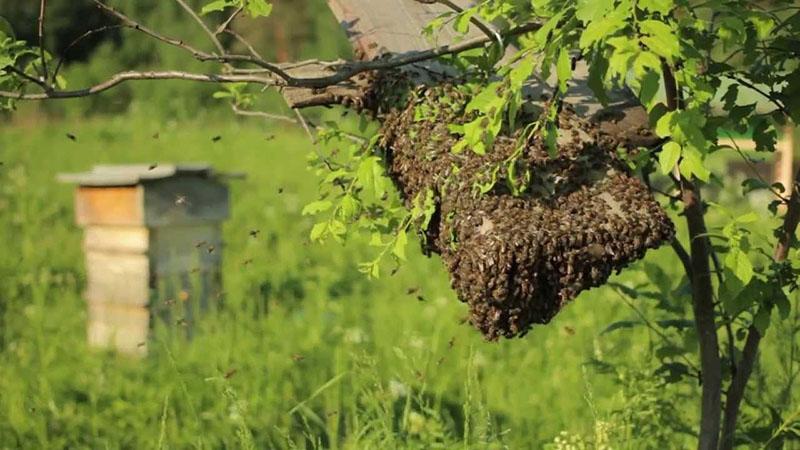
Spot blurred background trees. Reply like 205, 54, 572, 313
0, 0, 351, 118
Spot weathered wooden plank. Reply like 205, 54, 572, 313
87, 301, 150, 354
148, 225, 222, 275
326, 0, 482, 60
75, 186, 143, 226
84, 251, 150, 306
286, 0, 634, 120
142, 176, 229, 226
83, 226, 149, 254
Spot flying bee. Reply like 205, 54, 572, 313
175, 194, 190, 206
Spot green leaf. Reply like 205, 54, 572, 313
201, 0, 234, 15
309, 222, 327, 241
725, 249, 753, 285
509, 55, 534, 89
245, 0, 272, 18
580, 15, 626, 49
556, 49, 572, 93
302, 200, 333, 216
638, 0, 673, 15
338, 195, 360, 221
753, 307, 771, 335
639, 20, 679, 61
357, 156, 387, 198
638, 69, 661, 110
576, 0, 614, 22
393, 229, 408, 261
679, 146, 710, 182
454, 10, 475, 34
659, 141, 681, 175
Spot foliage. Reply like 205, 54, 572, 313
1, 0, 800, 447
0, 112, 766, 449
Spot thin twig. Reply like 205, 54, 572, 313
3, 66, 50, 92
720, 132, 789, 202
38, 0, 48, 79
231, 103, 297, 123
52, 25, 124, 82
224, 29, 266, 61
723, 73, 789, 118
293, 108, 317, 144
173, 0, 228, 57
93, 1, 291, 81
612, 286, 700, 375
215, 6, 243, 35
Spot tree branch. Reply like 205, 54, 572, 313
663, 60, 722, 450
231, 103, 296, 123
0, 71, 273, 100
51, 25, 124, 83
215, 6, 243, 36
720, 165, 800, 450
38, 0, 48, 79
172, 0, 228, 58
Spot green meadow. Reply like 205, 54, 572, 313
0, 109, 795, 449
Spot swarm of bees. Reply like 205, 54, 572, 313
374, 83, 675, 340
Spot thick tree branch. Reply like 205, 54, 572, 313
663, 60, 722, 450
720, 166, 800, 450
683, 176, 723, 450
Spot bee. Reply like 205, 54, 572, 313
66, 133, 77, 141
211, 135, 222, 143
249, 229, 260, 238
175, 194, 189, 206
148, 163, 158, 171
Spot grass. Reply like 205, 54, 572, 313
0, 110, 793, 448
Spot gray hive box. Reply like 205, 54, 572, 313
58, 164, 242, 354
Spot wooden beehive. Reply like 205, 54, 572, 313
58, 164, 240, 354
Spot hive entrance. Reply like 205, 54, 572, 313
378, 84, 675, 339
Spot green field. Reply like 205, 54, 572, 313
0, 111, 794, 449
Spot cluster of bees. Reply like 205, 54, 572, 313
374, 83, 675, 340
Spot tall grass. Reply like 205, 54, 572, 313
0, 111, 791, 448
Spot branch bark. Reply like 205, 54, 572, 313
0, 71, 273, 100
663, 60, 722, 450
720, 165, 800, 450
683, 176, 723, 450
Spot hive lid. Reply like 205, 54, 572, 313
57, 163, 244, 186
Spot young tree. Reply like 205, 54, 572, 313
1, 1, 799, 448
